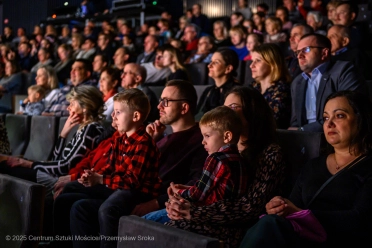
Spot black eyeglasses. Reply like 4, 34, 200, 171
159, 98, 188, 107
294, 46, 327, 57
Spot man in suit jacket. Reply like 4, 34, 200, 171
289, 33, 364, 132
136, 35, 158, 64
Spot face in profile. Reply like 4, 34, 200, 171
323, 96, 358, 149
113, 101, 135, 134
200, 125, 226, 155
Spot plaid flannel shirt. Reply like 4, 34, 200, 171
98, 125, 161, 197
178, 144, 249, 206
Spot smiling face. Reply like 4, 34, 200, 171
323, 96, 358, 150
200, 125, 225, 155
250, 51, 271, 82
207, 52, 229, 79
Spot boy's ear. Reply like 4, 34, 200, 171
223, 131, 233, 144
34, 92, 40, 99
133, 110, 141, 122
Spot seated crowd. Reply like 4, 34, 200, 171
0, 0, 372, 247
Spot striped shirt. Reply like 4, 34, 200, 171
33, 122, 103, 176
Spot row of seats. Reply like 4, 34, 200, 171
0, 124, 327, 248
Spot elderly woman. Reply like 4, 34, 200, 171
35, 65, 60, 106
240, 90, 372, 247
161, 86, 286, 247
195, 47, 241, 119
0, 85, 105, 196
250, 43, 292, 129
99, 67, 120, 119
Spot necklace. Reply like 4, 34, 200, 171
334, 154, 358, 170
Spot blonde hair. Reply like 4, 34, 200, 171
265, 16, 283, 32
66, 85, 105, 125
38, 65, 58, 90
163, 45, 187, 72
113, 88, 150, 123
28, 85, 46, 99
229, 25, 247, 38
252, 43, 291, 83
199, 106, 242, 144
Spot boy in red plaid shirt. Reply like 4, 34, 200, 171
66, 88, 161, 248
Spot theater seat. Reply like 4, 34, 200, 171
5, 114, 31, 156
23, 116, 58, 161
194, 85, 210, 105
0, 173, 45, 248
147, 86, 164, 101
185, 63, 209, 85
117, 216, 221, 248
276, 129, 327, 196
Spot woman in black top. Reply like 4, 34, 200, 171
195, 47, 241, 120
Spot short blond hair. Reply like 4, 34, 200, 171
113, 88, 150, 122
28, 85, 46, 99
199, 106, 242, 144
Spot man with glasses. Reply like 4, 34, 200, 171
130, 79, 207, 218
120, 63, 159, 122
289, 33, 364, 132
142, 45, 171, 85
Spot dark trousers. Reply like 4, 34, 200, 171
0, 162, 37, 182
70, 187, 153, 248
53, 181, 115, 248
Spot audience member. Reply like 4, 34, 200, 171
163, 86, 286, 248
257, 2, 270, 16
162, 45, 189, 82
157, 18, 172, 45
264, 16, 288, 43
289, 33, 364, 132
250, 43, 292, 129
174, 16, 188, 40
54, 44, 74, 85
212, 20, 232, 48
1, 26, 14, 44
252, 12, 266, 33
96, 32, 114, 64
184, 35, 215, 64
71, 33, 84, 59
286, 23, 314, 79
99, 67, 120, 119
306, 11, 326, 36
91, 53, 108, 84
30, 47, 54, 73
326, 0, 339, 28
120, 63, 159, 122
276, 6, 293, 33
229, 25, 248, 61
17, 85, 45, 116
76, 37, 96, 61
0, 60, 23, 95
196, 47, 241, 118
112, 47, 130, 71
142, 46, 171, 85
190, 3, 211, 34
237, 0, 252, 19
182, 24, 200, 54
35, 65, 60, 106
230, 12, 245, 27
242, 19, 257, 34
244, 33, 264, 61
136, 35, 158, 64
282, 0, 303, 23
241, 90, 372, 247
18, 41, 36, 72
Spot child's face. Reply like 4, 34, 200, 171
123, 36, 131, 46
265, 20, 277, 35
230, 31, 244, 46
113, 101, 135, 134
246, 36, 258, 51
28, 89, 41, 103
200, 125, 226, 155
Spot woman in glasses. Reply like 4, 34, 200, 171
250, 43, 292, 129
195, 47, 241, 120
164, 86, 286, 247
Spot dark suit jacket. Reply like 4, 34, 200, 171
136, 51, 156, 64
290, 60, 365, 132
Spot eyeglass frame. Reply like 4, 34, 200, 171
294, 46, 327, 57
227, 103, 242, 110
159, 98, 189, 107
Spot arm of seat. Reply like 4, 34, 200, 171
118, 215, 221, 248
0, 173, 46, 248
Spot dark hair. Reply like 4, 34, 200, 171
94, 53, 109, 64
74, 58, 93, 74
300, 33, 331, 50
165, 79, 198, 115
225, 86, 277, 164
325, 91, 372, 155
338, 1, 358, 17
254, 11, 266, 19
215, 47, 239, 78
276, 6, 290, 22
101, 67, 121, 89
257, 3, 269, 11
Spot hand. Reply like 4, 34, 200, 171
266, 196, 301, 217
77, 169, 102, 187
53, 175, 71, 192
287, 127, 299, 131
16, 111, 23, 115
23, 97, 29, 105
165, 193, 191, 220
60, 112, 81, 138
7, 157, 32, 168
131, 199, 159, 216
146, 120, 166, 141
53, 187, 64, 200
